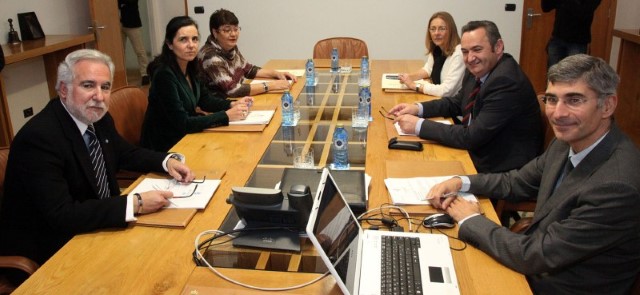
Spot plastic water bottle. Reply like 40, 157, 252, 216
305, 85, 315, 106
357, 86, 371, 126
281, 90, 294, 126
331, 124, 349, 170
359, 56, 370, 86
282, 125, 294, 156
331, 48, 339, 73
305, 58, 315, 86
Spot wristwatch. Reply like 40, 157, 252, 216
415, 84, 422, 93
169, 153, 183, 162
262, 81, 269, 92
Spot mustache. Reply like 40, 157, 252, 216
87, 101, 107, 109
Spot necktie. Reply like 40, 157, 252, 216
554, 156, 574, 190
86, 124, 111, 199
461, 79, 482, 126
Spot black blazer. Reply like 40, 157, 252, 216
419, 53, 542, 173
141, 63, 231, 152
0, 99, 167, 264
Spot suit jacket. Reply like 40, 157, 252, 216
141, 63, 231, 152
461, 124, 640, 294
419, 53, 542, 173
0, 99, 167, 264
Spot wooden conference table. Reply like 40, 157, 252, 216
14, 60, 531, 294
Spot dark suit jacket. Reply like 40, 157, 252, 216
461, 124, 640, 294
419, 53, 542, 173
0, 99, 167, 264
141, 63, 231, 152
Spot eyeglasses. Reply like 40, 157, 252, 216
218, 26, 241, 34
540, 94, 593, 109
379, 106, 396, 120
152, 176, 206, 198
429, 26, 447, 33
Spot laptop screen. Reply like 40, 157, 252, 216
310, 171, 361, 293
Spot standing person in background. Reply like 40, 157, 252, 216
542, 0, 601, 69
398, 11, 465, 97
141, 16, 252, 152
198, 8, 297, 98
119, 0, 150, 85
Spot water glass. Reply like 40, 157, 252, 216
293, 147, 314, 169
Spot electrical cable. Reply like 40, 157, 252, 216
193, 229, 329, 291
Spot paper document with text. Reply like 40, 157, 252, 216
384, 175, 477, 205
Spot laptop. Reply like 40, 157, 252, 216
306, 168, 460, 295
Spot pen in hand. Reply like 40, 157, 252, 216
441, 192, 458, 198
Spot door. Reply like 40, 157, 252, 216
519, 0, 617, 95
89, 0, 127, 89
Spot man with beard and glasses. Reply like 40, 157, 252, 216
0, 49, 195, 285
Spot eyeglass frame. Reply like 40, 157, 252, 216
379, 106, 396, 121
217, 26, 241, 34
428, 26, 447, 33
540, 94, 610, 109
152, 176, 206, 198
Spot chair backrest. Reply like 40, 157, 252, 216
0, 147, 8, 200
108, 86, 148, 146
313, 37, 369, 59
538, 95, 555, 151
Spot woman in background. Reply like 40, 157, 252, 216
398, 11, 464, 97
198, 8, 297, 98
141, 16, 252, 152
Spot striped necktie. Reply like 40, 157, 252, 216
461, 79, 482, 126
86, 124, 111, 199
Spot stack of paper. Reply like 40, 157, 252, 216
130, 178, 221, 209
384, 175, 477, 205
229, 110, 275, 125
381, 73, 427, 92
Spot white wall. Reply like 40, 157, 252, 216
609, 0, 640, 68
186, 0, 524, 66
1, 0, 90, 135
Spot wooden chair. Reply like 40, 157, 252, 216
313, 37, 369, 59
108, 86, 148, 188
496, 96, 553, 226
0, 147, 40, 294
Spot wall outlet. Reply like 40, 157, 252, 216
23, 107, 34, 118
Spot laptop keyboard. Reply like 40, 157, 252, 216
381, 236, 423, 295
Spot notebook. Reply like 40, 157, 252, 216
306, 168, 460, 295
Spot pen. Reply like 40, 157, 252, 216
387, 75, 399, 80
441, 192, 458, 198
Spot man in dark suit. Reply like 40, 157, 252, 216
390, 20, 542, 173
427, 54, 640, 294
0, 49, 195, 272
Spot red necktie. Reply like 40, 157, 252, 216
462, 79, 481, 125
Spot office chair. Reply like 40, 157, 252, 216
313, 37, 369, 59
496, 96, 553, 226
108, 86, 149, 188
0, 147, 40, 294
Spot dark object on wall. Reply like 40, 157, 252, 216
0, 45, 4, 72
7, 18, 21, 44
17, 12, 44, 41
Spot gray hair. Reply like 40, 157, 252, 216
547, 54, 619, 107
55, 49, 115, 94
461, 20, 502, 48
